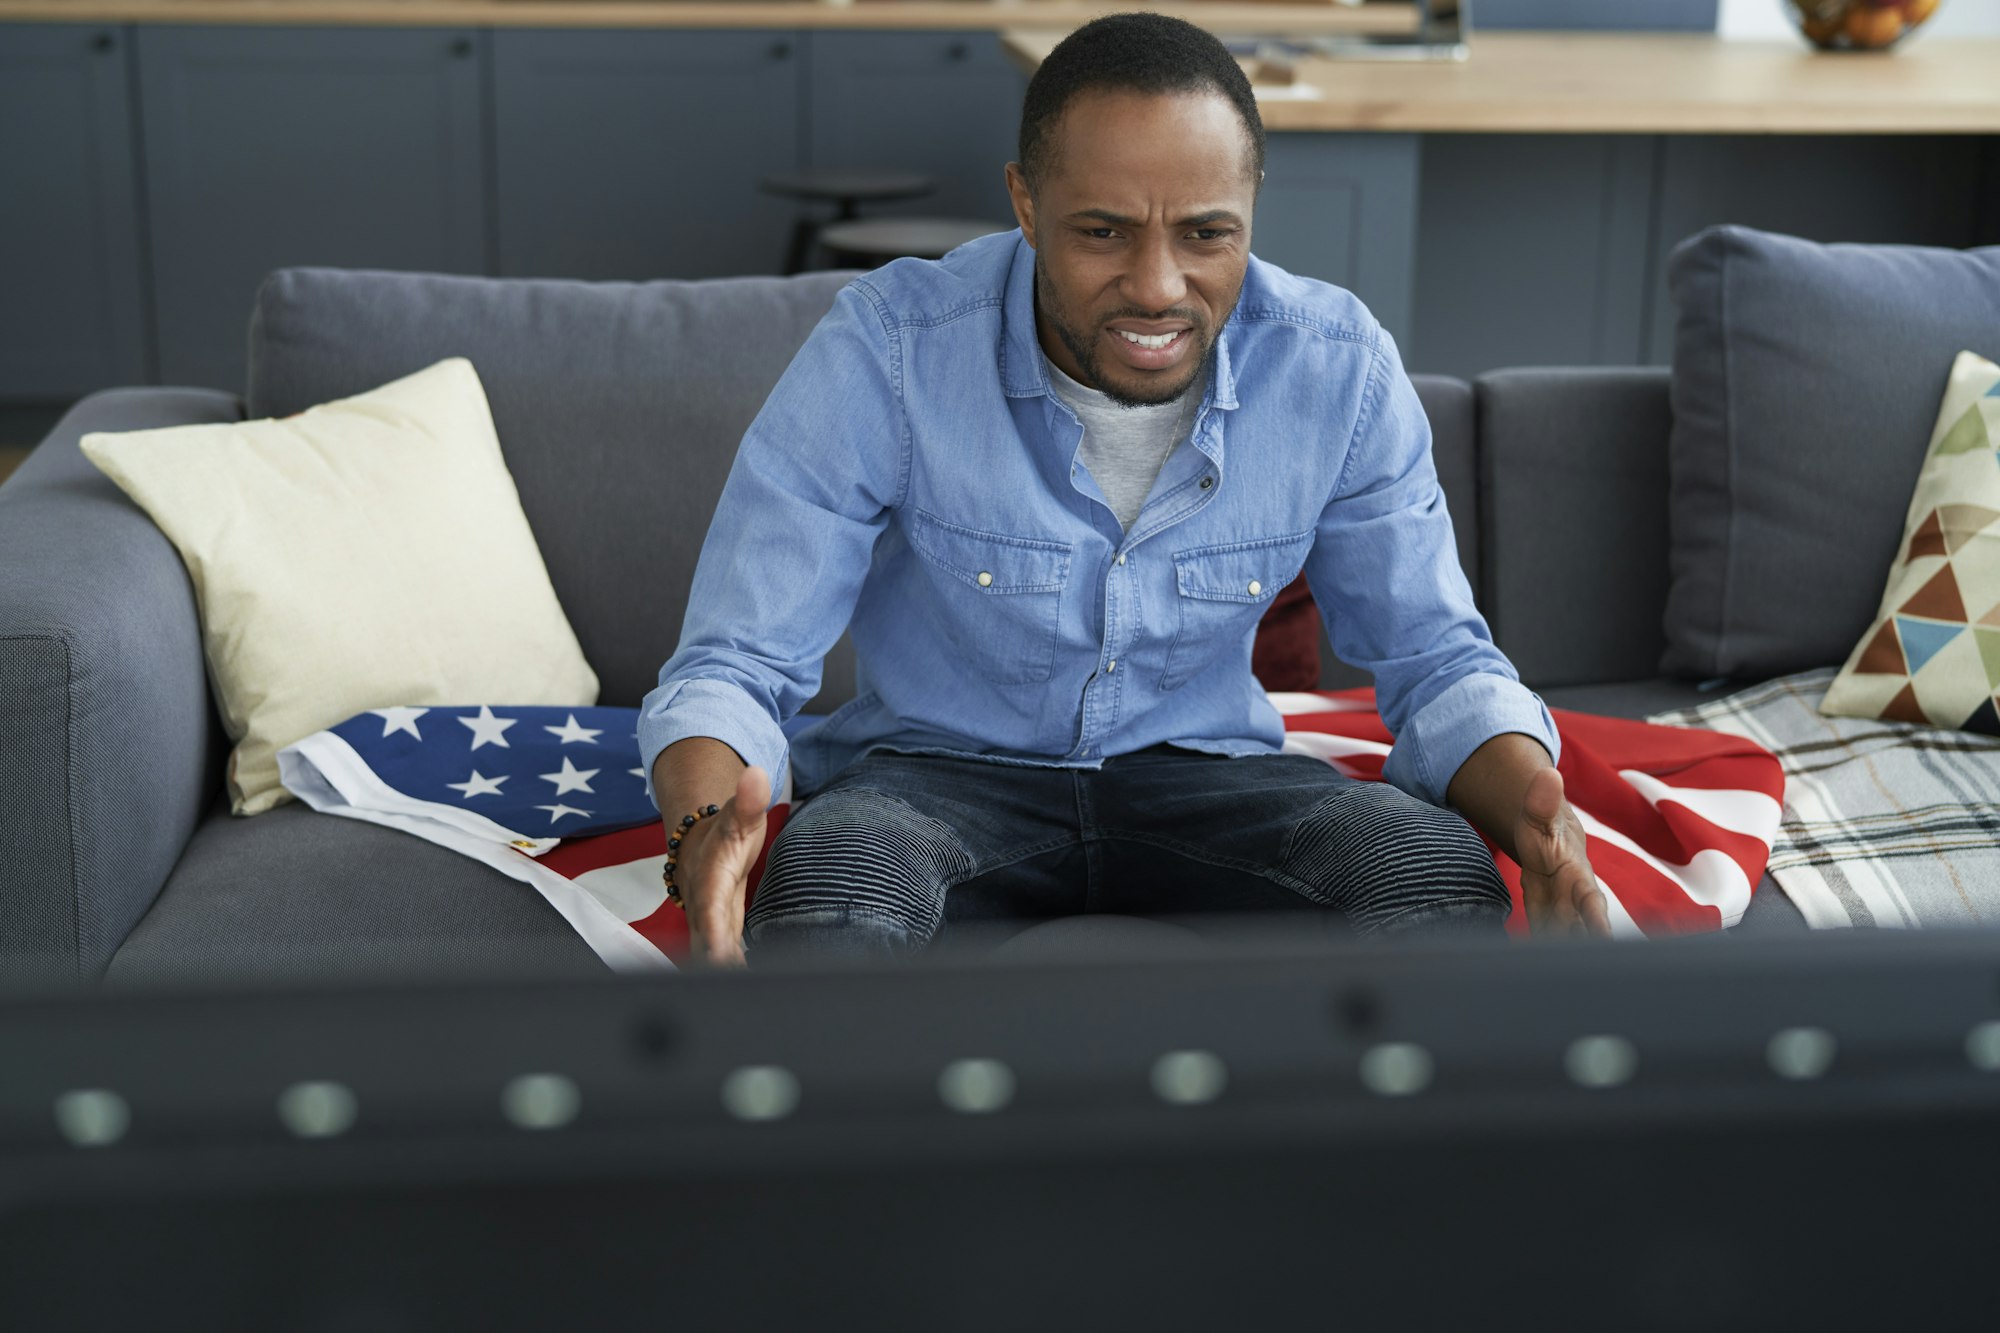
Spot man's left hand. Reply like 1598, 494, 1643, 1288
1515, 766, 1611, 938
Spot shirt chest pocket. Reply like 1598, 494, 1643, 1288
1160, 531, 1314, 692
906, 510, 1073, 686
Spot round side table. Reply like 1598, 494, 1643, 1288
816, 218, 1012, 269
758, 170, 937, 275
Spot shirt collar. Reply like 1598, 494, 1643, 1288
997, 230, 1240, 412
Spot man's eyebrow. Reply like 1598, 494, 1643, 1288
1064, 208, 1245, 228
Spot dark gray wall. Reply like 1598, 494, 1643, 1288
1257, 133, 1423, 348
136, 25, 488, 392
1, 19, 1994, 406
1410, 132, 1991, 379
805, 31, 1021, 227
1984, 139, 2000, 244
494, 29, 802, 281
0, 24, 149, 398
1412, 136, 1654, 377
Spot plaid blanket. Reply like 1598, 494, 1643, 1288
1648, 668, 2000, 929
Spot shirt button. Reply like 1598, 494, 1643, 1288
977, 572, 993, 587
1248, 580, 1262, 596
1116, 553, 1126, 566
1107, 659, 1117, 673
1200, 477, 1213, 490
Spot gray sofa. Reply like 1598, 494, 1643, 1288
26, 227, 1970, 983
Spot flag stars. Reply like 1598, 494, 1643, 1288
535, 803, 592, 824
540, 757, 600, 795
369, 705, 429, 740
544, 713, 603, 746
448, 770, 507, 799
459, 705, 517, 751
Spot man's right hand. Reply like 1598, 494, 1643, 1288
673, 763, 772, 968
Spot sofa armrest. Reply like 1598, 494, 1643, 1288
0, 387, 246, 978
1476, 368, 1675, 690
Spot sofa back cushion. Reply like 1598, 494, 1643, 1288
1663, 226, 2000, 680
247, 267, 857, 708
248, 269, 1479, 712
1478, 367, 1674, 690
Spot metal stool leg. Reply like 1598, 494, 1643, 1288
792, 195, 865, 274
782, 214, 818, 277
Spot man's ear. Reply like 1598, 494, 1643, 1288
1004, 162, 1037, 249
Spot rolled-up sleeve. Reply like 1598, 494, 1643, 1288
1303, 328, 1560, 807
638, 281, 905, 812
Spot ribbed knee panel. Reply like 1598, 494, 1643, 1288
747, 788, 975, 946
1280, 783, 1510, 935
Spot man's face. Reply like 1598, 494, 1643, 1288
1006, 87, 1257, 408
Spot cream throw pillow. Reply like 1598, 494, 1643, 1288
81, 357, 599, 815
1822, 350, 2000, 732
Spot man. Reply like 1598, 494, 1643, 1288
641, 13, 1608, 966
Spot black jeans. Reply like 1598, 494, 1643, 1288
744, 745, 1509, 962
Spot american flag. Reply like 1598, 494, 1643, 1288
277, 693, 1783, 968
1273, 691, 1786, 938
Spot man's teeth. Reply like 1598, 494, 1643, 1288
1114, 329, 1180, 349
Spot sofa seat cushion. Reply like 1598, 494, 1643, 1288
106, 796, 605, 985
1537, 676, 1738, 721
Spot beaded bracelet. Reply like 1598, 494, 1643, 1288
661, 803, 722, 909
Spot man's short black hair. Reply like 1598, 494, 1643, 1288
1017, 13, 1266, 191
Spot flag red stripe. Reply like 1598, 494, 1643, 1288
1651, 798, 1773, 890
1546, 707, 1778, 769
1576, 838, 1726, 934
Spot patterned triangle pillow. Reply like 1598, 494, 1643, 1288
1822, 350, 2000, 731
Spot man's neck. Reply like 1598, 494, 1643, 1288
1032, 294, 1095, 390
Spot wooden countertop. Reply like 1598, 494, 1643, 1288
0, 0, 1418, 33
9, 3, 1992, 135
1008, 29, 2000, 134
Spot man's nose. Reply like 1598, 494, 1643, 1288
1122, 235, 1188, 313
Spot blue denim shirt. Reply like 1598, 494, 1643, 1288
639, 230, 1557, 811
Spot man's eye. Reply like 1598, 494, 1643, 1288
1191, 229, 1233, 242
1083, 228, 1118, 240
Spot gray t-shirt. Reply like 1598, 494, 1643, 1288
1046, 356, 1205, 533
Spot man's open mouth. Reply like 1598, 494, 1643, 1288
1113, 328, 1184, 350
1103, 324, 1194, 370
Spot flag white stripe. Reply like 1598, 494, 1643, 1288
1267, 693, 1378, 716
1572, 807, 1753, 923
572, 855, 673, 924
1617, 769, 1781, 842
1593, 873, 1646, 939
1280, 732, 1393, 761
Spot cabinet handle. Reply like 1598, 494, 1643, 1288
91, 31, 115, 53
450, 38, 474, 59
770, 40, 793, 61
946, 42, 969, 62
